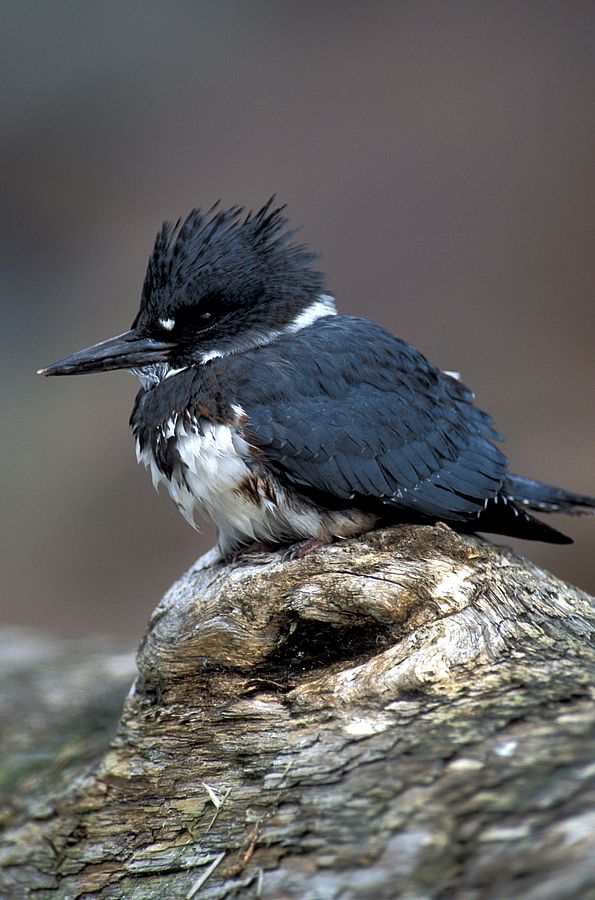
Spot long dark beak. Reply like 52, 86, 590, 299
37, 330, 176, 376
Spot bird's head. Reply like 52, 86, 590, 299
38, 199, 330, 382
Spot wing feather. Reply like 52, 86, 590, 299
218, 317, 507, 522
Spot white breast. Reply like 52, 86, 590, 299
137, 417, 251, 532
172, 422, 255, 532
136, 414, 377, 556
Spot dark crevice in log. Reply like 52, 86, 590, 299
252, 617, 395, 679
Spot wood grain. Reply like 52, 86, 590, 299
1, 525, 594, 898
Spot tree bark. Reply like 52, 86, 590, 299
1, 524, 594, 899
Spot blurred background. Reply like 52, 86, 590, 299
1, 1, 593, 636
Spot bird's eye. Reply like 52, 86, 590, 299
192, 309, 218, 331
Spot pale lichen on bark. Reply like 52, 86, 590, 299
1, 524, 594, 898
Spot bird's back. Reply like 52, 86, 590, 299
131, 315, 517, 552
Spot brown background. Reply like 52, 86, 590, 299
2, 1, 594, 636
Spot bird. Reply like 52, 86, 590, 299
38, 198, 595, 562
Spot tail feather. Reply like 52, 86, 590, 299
505, 475, 595, 515
472, 493, 573, 544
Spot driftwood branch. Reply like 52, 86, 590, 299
1, 524, 594, 898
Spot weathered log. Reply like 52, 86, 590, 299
1, 524, 594, 898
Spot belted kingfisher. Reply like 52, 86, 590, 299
39, 199, 594, 561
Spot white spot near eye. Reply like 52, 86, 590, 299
159, 317, 175, 331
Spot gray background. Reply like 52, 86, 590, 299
2, 1, 594, 636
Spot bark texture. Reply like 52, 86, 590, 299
1, 524, 594, 899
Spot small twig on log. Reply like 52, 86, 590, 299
186, 851, 226, 898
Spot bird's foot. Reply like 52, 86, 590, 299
282, 537, 331, 561
225, 541, 279, 564
224, 537, 331, 565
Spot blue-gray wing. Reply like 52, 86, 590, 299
230, 317, 507, 521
